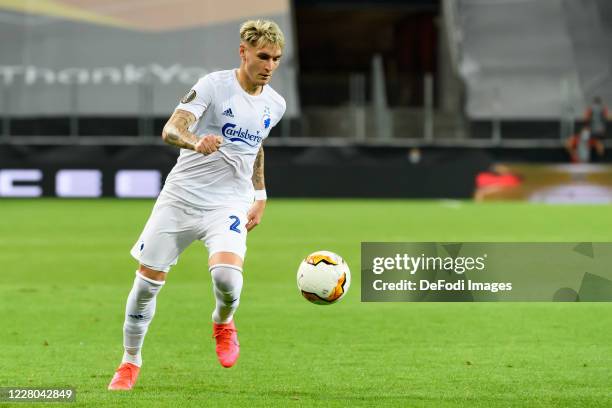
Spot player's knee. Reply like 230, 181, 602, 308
131, 270, 165, 300
138, 264, 167, 282
210, 264, 243, 294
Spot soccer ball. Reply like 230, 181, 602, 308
297, 250, 351, 305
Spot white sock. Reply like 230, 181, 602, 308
210, 264, 243, 324
122, 271, 165, 367
122, 351, 142, 367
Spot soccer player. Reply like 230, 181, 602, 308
108, 19, 286, 390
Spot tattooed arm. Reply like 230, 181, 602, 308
161, 109, 197, 149
246, 146, 266, 231
161, 109, 221, 154
252, 146, 265, 190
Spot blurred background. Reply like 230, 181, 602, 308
1, 0, 611, 202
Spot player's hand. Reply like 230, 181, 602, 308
246, 199, 266, 232
195, 135, 222, 155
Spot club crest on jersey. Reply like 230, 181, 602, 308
180, 89, 196, 104
262, 106, 271, 129
222, 123, 262, 147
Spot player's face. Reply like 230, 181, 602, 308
240, 42, 282, 86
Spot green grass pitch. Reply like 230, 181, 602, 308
1, 199, 612, 407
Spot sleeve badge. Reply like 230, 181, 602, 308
180, 89, 197, 104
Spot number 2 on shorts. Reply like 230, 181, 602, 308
229, 215, 241, 233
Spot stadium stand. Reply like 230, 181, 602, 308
450, 0, 612, 141
456, 0, 584, 119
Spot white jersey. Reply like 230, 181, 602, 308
159, 69, 286, 211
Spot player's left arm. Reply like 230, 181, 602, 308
246, 146, 266, 232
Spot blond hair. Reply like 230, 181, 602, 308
240, 19, 285, 49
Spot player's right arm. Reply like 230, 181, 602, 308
162, 109, 221, 154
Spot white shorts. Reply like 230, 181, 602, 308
130, 202, 248, 272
